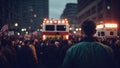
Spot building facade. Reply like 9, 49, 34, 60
60, 3, 78, 25
20, 0, 49, 31
0, 0, 49, 33
77, 0, 120, 34
0, 0, 20, 30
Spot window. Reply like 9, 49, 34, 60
101, 31, 105, 36
98, 32, 100, 36
57, 25, 66, 31
110, 31, 114, 35
45, 25, 55, 31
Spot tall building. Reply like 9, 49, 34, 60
60, 3, 78, 25
0, 0, 20, 30
0, 0, 9, 29
20, 0, 49, 31
0, 0, 49, 32
77, 0, 120, 33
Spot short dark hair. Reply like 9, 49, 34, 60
81, 20, 96, 35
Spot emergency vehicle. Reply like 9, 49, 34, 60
95, 23, 118, 38
41, 18, 69, 40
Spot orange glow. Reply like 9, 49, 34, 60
96, 24, 104, 29
62, 20, 65, 24
46, 20, 49, 23
64, 18, 68, 21
43, 21, 46, 23
66, 20, 68, 23
43, 35, 46, 40
65, 35, 69, 40
50, 20, 53, 23
44, 18, 47, 21
58, 20, 61, 23
54, 20, 57, 23
105, 24, 117, 28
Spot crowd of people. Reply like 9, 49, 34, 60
0, 34, 120, 68
0, 34, 74, 68
0, 20, 120, 68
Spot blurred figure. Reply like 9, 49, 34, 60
29, 40, 38, 63
63, 20, 118, 68
58, 40, 73, 68
54, 41, 60, 48
0, 51, 9, 68
17, 44, 38, 68
114, 38, 120, 68
43, 39, 60, 68
1, 38, 17, 68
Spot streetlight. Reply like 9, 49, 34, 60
14, 23, 18, 27
17, 32, 20, 35
70, 27, 72, 30
21, 28, 26, 32
75, 28, 79, 31
14, 23, 19, 34
73, 31, 76, 34
33, 14, 37, 18
79, 28, 81, 31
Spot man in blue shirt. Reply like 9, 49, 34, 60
63, 20, 117, 68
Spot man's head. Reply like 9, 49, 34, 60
81, 20, 96, 36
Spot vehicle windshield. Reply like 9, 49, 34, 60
45, 25, 55, 31
56, 25, 66, 31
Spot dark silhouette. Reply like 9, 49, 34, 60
62, 20, 118, 68
17, 45, 37, 68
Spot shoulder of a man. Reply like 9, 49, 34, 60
66, 42, 91, 57
67, 42, 113, 56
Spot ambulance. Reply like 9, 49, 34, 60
41, 18, 70, 40
95, 23, 118, 38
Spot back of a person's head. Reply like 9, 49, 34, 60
29, 40, 34, 44
24, 40, 30, 45
81, 20, 96, 36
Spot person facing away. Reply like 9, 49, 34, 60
62, 20, 118, 68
